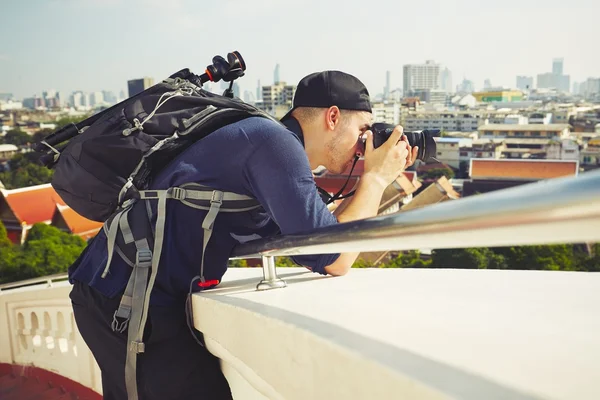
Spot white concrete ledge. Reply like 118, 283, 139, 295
192, 268, 600, 400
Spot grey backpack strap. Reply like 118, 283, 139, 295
105, 183, 259, 400
199, 190, 223, 285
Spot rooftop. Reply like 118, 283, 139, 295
470, 159, 579, 180
479, 124, 570, 132
0, 183, 66, 224
193, 267, 600, 400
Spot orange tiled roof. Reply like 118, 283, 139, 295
470, 159, 578, 180
1, 184, 66, 225
54, 204, 103, 239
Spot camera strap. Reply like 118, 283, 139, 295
318, 155, 360, 205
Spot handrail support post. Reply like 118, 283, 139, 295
257, 256, 286, 291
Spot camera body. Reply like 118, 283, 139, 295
370, 123, 438, 162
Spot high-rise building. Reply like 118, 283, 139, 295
457, 78, 475, 94
440, 68, 453, 93
90, 92, 104, 107
403, 60, 440, 96
256, 80, 261, 101
537, 59, 570, 92
127, 77, 154, 98
102, 91, 117, 104
516, 76, 534, 91
552, 58, 564, 75
274, 64, 280, 84
484, 79, 492, 89
384, 71, 391, 100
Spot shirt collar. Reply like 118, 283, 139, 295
281, 116, 305, 147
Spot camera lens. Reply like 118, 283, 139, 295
370, 123, 437, 162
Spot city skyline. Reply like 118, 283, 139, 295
1, 0, 598, 99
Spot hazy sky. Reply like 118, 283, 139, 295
1, 0, 598, 99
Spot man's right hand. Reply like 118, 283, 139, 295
362, 125, 416, 189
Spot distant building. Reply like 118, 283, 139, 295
127, 77, 154, 98
478, 124, 570, 140
457, 78, 475, 94
580, 138, 600, 170
473, 90, 524, 103
384, 71, 391, 100
440, 68, 453, 93
462, 159, 578, 196
433, 137, 472, 169
528, 112, 553, 124
516, 76, 534, 91
553, 58, 564, 75
372, 101, 401, 125
274, 64, 280, 84
0, 144, 18, 161
257, 82, 296, 118
537, 58, 570, 92
403, 60, 441, 96
411, 89, 447, 105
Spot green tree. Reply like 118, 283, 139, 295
0, 221, 19, 284
32, 128, 54, 144
420, 167, 455, 181
0, 153, 53, 189
431, 248, 491, 269
385, 251, 432, 268
228, 259, 249, 268
577, 244, 600, 272
55, 115, 88, 130
1, 129, 32, 146
9, 224, 86, 281
352, 258, 375, 268
491, 245, 575, 271
275, 257, 297, 267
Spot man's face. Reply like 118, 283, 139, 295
325, 111, 372, 174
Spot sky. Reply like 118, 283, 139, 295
1, 0, 598, 99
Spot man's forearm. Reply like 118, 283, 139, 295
324, 173, 387, 276
335, 173, 386, 223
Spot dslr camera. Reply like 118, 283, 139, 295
370, 123, 438, 162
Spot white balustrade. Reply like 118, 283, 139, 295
0, 281, 102, 395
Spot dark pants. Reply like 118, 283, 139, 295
70, 281, 232, 400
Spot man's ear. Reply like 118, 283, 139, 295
325, 106, 341, 131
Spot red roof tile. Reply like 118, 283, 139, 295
53, 204, 103, 239
1, 184, 66, 225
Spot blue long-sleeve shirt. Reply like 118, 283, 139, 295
69, 116, 340, 306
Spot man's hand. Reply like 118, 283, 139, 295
402, 133, 419, 169
362, 125, 417, 189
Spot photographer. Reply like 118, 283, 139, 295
68, 70, 417, 400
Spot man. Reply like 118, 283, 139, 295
68, 70, 417, 399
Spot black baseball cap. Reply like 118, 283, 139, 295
281, 71, 372, 121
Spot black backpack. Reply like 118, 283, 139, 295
36, 67, 280, 222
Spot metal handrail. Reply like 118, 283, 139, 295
234, 169, 600, 257
2, 170, 599, 292
234, 169, 600, 288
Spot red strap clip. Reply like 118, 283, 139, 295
197, 279, 220, 288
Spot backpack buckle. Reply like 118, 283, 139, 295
136, 249, 153, 268
170, 187, 187, 200
211, 190, 223, 206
